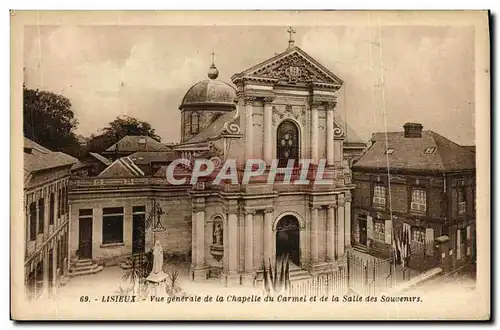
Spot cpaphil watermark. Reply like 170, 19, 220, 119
166, 158, 337, 185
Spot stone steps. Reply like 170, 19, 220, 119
69, 259, 104, 277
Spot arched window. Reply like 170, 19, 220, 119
191, 112, 200, 134
277, 120, 299, 168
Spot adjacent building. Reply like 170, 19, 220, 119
24, 138, 75, 299
102, 135, 171, 161
351, 123, 476, 271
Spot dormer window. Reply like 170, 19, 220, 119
191, 112, 200, 134
424, 147, 436, 154
385, 148, 395, 155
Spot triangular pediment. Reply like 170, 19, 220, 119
233, 46, 343, 87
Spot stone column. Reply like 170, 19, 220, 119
310, 102, 320, 164
245, 96, 255, 160
191, 198, 208, 281
326, 102, 335, 166
243, 209, 255, 285
337, 194, 345, 257
263, 208, 273, 268
263, 97, 274, 165
326, 204, 336, 261
345, 192, 352, 248
309, 204, 321, 265
226, 211, 240, 286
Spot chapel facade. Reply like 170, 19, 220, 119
68, 34, 361, 286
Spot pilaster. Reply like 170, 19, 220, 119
221, 202, 241, 287
243, 209, 256, 285
190, 198, 208, 281
263, 97, 274, 165
244, 96, 256, 160
337, 194, 345, 257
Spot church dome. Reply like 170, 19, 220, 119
179, 64, 237, 110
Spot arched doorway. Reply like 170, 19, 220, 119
276, 120, 300, 168
275, 215, 300, 266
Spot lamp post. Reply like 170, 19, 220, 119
148, 199, 167, 247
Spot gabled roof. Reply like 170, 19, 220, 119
98, 157, 145, 178
352, 130, 476, 172
24, 138, 76, 182
104, 135, 170, 153
128, 151, 179, 165
232, 46, 343, 88
88, 152, 112, 166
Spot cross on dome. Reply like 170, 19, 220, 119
207, 49, 219, 80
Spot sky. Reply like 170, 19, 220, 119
23, 24, 475, 145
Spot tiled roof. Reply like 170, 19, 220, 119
89, 152, 112, 166
104, 135, 170, 153
352, 130, 476, 172
128, 151, 179, 165
24, 138, 76, 181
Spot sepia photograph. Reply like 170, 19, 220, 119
10, 10, 490, 320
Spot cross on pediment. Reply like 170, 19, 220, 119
287, 27, 296, 48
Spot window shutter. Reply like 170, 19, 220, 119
466, 226, 471, 256
425, 228, 434, 256
384, 219, 392, 244
367, 215, 373, 240
456, 229, 461, 260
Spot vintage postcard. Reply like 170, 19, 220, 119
10, 10, 490, 320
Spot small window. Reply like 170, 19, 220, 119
412, 227, 425, 243
373, 185, 386, 207
79, 209, 93, 217
458, 187, 467, 214
49, 193, 55, 226
102, 207, 124, 244
38, 198, 45, 234
103, 207, 124, 215
133, 206, 146, 214
373, 220, 385, 241
385, 148, 395, 155
29, 202, 37, 241
424, 147, 436, 154
191, 112, 200, 134
411, 188, 427, 213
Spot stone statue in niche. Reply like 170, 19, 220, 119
212, 222, 223, 245
210, 221, 224, 262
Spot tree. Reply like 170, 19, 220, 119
86, 115, 161, 153
23, 88, 80, 155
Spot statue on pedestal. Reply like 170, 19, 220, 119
146, 241, 168, 295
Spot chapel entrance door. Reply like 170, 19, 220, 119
78, 218, 93, 259
275, 215, 300, 266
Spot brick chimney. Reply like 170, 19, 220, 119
403, 122, 423, 138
